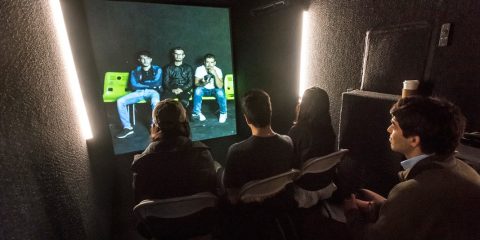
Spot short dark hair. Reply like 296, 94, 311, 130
151, 99, 191, 141
204, 53, 216, 62
241, 89, 272, 128
390, 96, 466, 156
137, 50, 152, 58
171, 47, 184, 55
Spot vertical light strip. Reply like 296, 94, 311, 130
49, 0, 93, 139
298, 11, 311, 97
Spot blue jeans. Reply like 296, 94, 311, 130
116, 89, 159, 129
193, 87, 227, 114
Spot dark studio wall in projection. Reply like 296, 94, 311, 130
85, 1, 233, 81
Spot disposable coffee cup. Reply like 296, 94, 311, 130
402, 80, 420, 98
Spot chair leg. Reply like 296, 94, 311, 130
275, 218, 287, 240
128, 104, 136, 126
275, 213, 300, 240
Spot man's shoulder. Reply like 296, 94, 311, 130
228, 138, 250, 152
191, 141, 210, 150
276, 134, 294, 146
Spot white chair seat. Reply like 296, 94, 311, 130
239, 169, 300, 203
133, 192, 217, 219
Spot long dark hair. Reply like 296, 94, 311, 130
295, 87, 333, 131
150, 99, 191, 142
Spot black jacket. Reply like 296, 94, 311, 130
131, 137, 217, 204
164, 63, 193, 92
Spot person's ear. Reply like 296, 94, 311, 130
243, 114, 251, 124
408, 136, 421, 148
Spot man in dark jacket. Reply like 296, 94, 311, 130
116, 50, 162, 138
344, 96, 480, 240
163, 47, 193, 110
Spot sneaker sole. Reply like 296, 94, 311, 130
116, 131, 134, 139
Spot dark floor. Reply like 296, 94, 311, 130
107, 101, 237, 155
189, 100, 237, 141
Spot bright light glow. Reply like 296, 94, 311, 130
298, 11, 311, 97
50, 0, 93, 139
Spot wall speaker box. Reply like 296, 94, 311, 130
360, 22, 431, 95
338, 90, 404, 196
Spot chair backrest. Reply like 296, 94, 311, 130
295, 149, 349, 192
239, 169, 300, 203
103, 72, 130, 102
133, 192, 217, 219
301, 149, 349, 175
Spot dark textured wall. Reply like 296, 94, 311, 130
231, 0, 303, 137
301, 0, 480, 198
0, 1, 112, 239
305, 0, 480, 132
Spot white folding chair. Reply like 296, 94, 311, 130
294, 149, 349, 208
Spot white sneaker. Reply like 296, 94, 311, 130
219, 113, 227, 123
198, 112, 206, 121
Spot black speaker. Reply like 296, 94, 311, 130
338, 90, 404, 197
360, 22, 431, 95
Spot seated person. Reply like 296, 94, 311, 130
224, 89, 295, 204
192, 54, 228, 123
131, 99, 217, 205
163, 47, 194, 111
288, 87, 337, 207
344, 96, 480, 240
116, 50, 162, 138
289, 87, 336, 165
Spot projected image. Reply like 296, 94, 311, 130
86, 2, 236, 155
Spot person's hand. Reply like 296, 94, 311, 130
344, 194, 372, 213
208, 68, 217, 75
172, 88, 183, 95
360, 189, 386, 204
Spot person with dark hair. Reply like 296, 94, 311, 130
132, 99, 217, 204
344, 96, 480, 240
163, 47, 194, 111
131, 99, 218, 238
192, 53, 227, 123
288, 87, 338, 208
224, 89, 295, 203
288, 87, 336, 165
116, 50, 162, 138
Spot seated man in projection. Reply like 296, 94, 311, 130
344, 96, 480, 240
192, 54, 227, 123
163, 47, 194, 111
116, 51, 162, 138
224, 89, 295, 203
